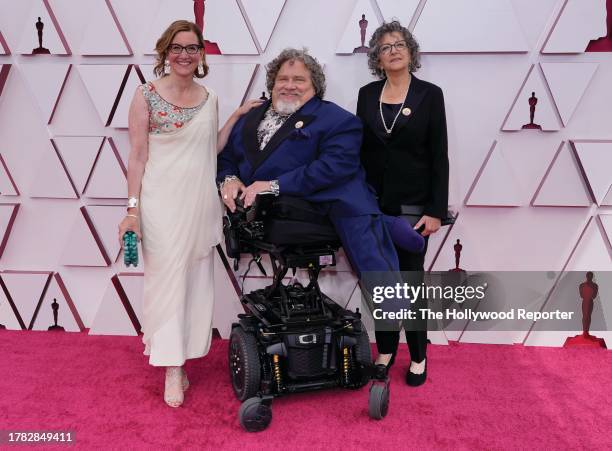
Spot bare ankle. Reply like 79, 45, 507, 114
375, 353, 393, 366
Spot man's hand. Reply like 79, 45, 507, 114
240, 181, 271, 208
220, 179, 246, 212
414, 215, 441, 237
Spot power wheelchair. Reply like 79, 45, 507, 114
224, 193, 390, 432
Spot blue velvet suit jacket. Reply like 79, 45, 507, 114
217, 96, 380, 218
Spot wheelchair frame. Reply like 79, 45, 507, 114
223, 194, 388, 432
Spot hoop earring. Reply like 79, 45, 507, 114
164, 60, 171, 75
197, 61, 204, 76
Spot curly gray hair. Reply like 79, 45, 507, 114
265, 48, 326, 98
367, 21, 421, 79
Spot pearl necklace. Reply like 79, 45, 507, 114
378, 76, 412, 134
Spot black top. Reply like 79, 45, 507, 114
377, 103, 403, 144
357, 76, 449, 218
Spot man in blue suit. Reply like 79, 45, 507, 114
217, 48, 422, 280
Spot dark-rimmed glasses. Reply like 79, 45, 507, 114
168, 44, 202, 54
379, 40, 408, 55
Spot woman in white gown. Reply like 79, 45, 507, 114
118, 20, 261, 408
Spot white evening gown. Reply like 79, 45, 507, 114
139, 87, 223, 366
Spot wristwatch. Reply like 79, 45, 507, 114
269, 180, 279, 195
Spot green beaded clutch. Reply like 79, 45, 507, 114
123, 231, 139, 267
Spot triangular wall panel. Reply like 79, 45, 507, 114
0, 203, 19, 259
142, 0, 197, 55
77, 64, 129, 125
52, 136, 104, 195
413, 0, 529, 52
16, 0, 71, 55
202, 0, 259, 54
1, 271, 52, 331
29, 140, 78, 199
376, 0, 422, 27
60, 207, 109, 267
108, 132, 130, 167
109, 65, 145, 128
0, 30, 9, 54
532, 142, 592, 207
19, 63, 71, 123
336, 0, 381, 54
87, 205, 127, 264
31, 273, 84, 331
573, 141, 612, 206
195, 63, 258, 125
0, 153, 19, 196
600, 214, 612, 247
0, 64, 11, 98
565, 217, 612, 271
89, 275, 139, 335
465, 141, 523, 206
117, 273, 144, 327
541, 62, 598, 126
603, 185, 612, 207
239, 0, 285, 51
79, 0, 132, 55
0, 274, 24, 330
542, 0, 607, 53
502, 65, 562, 131
510, 0, 560, 49
83, 138, 127, 199
0, 282, 22, 330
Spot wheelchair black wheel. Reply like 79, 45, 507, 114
239, 397, 272, 432
368, 383, 390, 420
352, 328, 372, 388
229, 327, 261, 401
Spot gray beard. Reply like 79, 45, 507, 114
274, 99, 301, 115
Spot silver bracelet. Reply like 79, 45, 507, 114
127, 197, 139, 209
219, 175, 241, 190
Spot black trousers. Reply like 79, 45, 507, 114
375, 237, 429, 363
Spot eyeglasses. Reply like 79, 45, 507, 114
379, 40, 408, 55
168, 44, 202, 54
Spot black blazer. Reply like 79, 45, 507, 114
357, 76, 449, 218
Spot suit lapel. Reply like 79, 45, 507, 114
388, 75, 426, 139
250, 97, 319, 172
366, 80, 389, 145
242, 100, 270, 169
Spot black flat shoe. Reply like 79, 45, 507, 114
406, 361, 427, 387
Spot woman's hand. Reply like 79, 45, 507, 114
118, 214, 141, 247
220, 179, 246, 212
218, 99, 265, 153
414, 215, 441, 237
234, 98, 264, 117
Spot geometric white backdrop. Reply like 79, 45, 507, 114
0, 0, 611, 348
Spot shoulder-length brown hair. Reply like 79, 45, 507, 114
153, 20, 209, 79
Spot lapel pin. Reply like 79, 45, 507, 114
402, 107, 412, 116
294, 120, 304, 129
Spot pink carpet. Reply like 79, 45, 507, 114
1, 330, 611, 450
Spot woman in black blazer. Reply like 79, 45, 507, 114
357, 21, 449, 386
